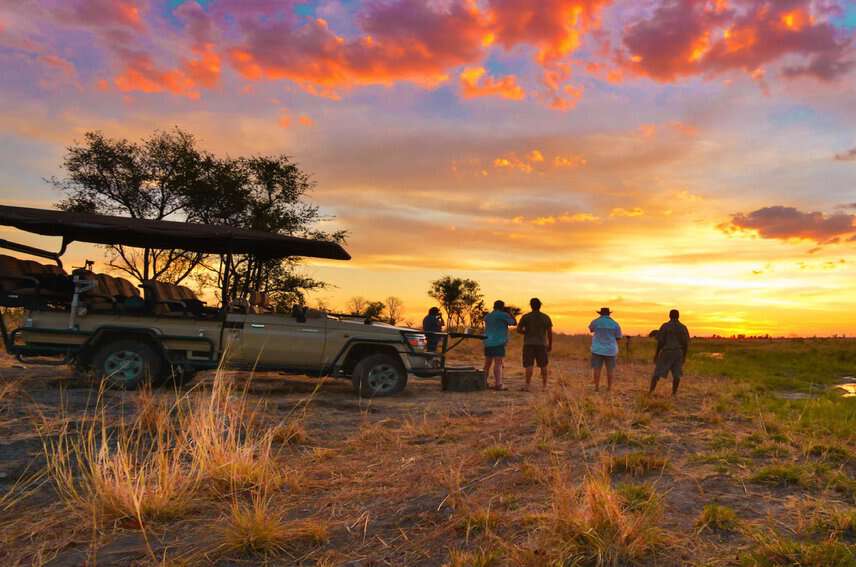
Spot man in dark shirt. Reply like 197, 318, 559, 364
649, 309, 690, 397
422, 307, 444, 352
517, 297, 553, 391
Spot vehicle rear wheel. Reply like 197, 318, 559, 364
352, 353, 407, 397
91, 340, 164, 390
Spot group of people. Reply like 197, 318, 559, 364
422, 302, 690, 396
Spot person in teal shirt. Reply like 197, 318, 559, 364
483, 300, 517, 390
589, 307, 622, 392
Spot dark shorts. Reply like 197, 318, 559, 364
484, 344, 506, 358
591, 353, 616, 370
523, 345, 549, 368
654, 349, 684, 379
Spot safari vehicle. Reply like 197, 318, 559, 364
0, 205, 441, 396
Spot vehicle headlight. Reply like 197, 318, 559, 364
404, 332, 427, 351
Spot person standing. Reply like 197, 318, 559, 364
650, 309, 690, 397
517, 298, 553, 391
589, 307, 622, 392
483, 300, 517, 390
422, 307, 444, 352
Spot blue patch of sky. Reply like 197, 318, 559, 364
833, 4, 856, 29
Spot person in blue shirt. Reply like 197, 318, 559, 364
483, 300, 517, 390
589, 307, 622, 392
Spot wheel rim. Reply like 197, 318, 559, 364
366, 363, 399, 394
104, 350, 145, 385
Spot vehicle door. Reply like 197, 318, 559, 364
235, 309, 327, 370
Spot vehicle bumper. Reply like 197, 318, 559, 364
404, 351, 442, 377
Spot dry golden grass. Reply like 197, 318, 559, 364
217, 489, 328, 557
517, 471, 664, 566
7, 336, 856, 565
45, 407, 198, 527
606, 451, 669, 478
444, 546, 503, 567
41, 367, 305, 535
0, 379, 21, 404
269, 418, 308, 445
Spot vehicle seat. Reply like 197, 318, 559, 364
0, 254, 70, 307
142, 280, 211, 317
248, 292, 272, 314
77, 271, 142, 313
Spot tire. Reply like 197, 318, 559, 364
352, 353, 408, 397
91, 339, 164, 390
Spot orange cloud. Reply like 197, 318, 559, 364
299, 114, 314, 127
610, 207, 645, 218
278, 110, 291, 128
459, 67, 525, 100
553, 154, 587, 168
487, 0, 611, 109
114, 52, 201, 99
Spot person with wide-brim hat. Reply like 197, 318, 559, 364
589, 307, 622, 392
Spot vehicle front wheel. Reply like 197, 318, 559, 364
352, 353, 407, 397
91, 340, 164, 390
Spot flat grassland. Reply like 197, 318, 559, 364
1, 335, 856, 566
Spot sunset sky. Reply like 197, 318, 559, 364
1, 0, 855, 336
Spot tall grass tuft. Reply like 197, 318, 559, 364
45, 404, 198, 526
519, 471, 662, 566
42, 365, 304, 532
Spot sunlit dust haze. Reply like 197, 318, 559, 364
1, 0, 855, 336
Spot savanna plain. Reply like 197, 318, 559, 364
1, 331, 856, 566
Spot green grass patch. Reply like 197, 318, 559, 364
750, 464, 814, 488
741, 536, 856, 566
616, 482, 660, 514
696, 503, 739, 534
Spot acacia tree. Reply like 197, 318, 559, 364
53, 128, 343, 305
53, 129, 206, 283
428, 276, 483, 330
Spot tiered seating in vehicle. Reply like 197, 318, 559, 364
73, 270, 144, 313
142, 280, 215, 317
0, 254, 71, 307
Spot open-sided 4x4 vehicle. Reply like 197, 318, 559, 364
0, 205, 441, 396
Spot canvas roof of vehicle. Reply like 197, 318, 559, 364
0, 205, 351, 260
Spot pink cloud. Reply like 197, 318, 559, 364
724, 205, 856, 243
621, 0, 854, 83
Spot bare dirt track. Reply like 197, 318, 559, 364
1, 337, 855, 566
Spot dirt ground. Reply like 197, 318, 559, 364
0, 339, 854, 566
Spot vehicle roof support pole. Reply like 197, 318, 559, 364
221, 251, 233, 307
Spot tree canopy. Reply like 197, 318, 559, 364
428, 276, 484, 330
52, 128, 344, 307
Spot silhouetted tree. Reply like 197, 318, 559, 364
347, 296, 368, 315
53, 128, 344, 304
428, 276, 483, 330
385, 296, 403, 325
